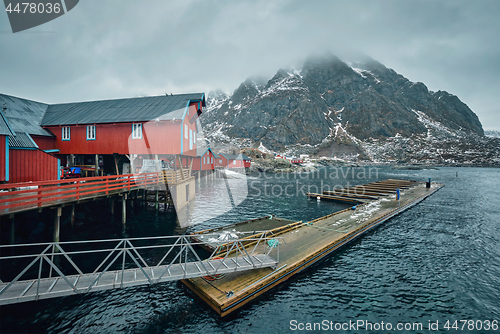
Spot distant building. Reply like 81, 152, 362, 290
193, 147, 216, 171
275, 154, 302, 164
217, 153, 251, 168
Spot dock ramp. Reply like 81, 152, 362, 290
0, 234, 280, 305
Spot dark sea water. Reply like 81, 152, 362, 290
1, 167, 499, 333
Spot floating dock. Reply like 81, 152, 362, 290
190, 215, 299, 253
182, 179, 443, 317
307, 179, 418, 204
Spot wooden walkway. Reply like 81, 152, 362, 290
183, 179, 444, 317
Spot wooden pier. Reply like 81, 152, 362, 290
182, 179, 444, 317
0, 170, 195, 243
307, 179, 418, 204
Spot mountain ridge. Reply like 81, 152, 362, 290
201, 55, 498, 166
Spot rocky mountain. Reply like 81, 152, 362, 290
485, 130, 500, 138
201, 54, 499, 166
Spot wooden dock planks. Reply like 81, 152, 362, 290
182, 180, 444, 317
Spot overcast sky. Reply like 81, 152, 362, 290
1, 0, 499, 130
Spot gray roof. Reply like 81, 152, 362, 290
197, 146, 216, 157
41, 93, 206, 126
8, 132, 38, 149
221, 153, 251, 160
0, 112, 15, 136
197, 146, 208, 156
0, 93, 52, 137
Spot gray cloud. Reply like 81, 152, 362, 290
1, 0, 499, 129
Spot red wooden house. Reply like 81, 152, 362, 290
193, 147, 216, 171
0, 94, 60, 183
41, 93, 205, 174
217, 153, 251, 168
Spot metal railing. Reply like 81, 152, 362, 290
0, 233, 282, 305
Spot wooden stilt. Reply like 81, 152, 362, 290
122, 194, 127, 225
155, 190, 159, 210
70, 204, 75, 227
95, 154, 99, 176
113, 153, 120, 175
9, 213, 15, 245
53, 207, 62, 243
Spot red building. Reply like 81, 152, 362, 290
217, 153, 251, 168
193, 147, 216, 171
0, 94, 60, 183
41, 93, 205, 174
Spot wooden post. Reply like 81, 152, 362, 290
9, 213, 15, 245
177, 155, 185, 180
70, 204, 76, 227
129, 154, 136, 174
95, 154, 99, 176
53, 207, 62, 243
69, 154, 75, 167
122, 194, 127, 225
188, 157, 193, 178
155, 190, 159, 210
113, 153, 120, 175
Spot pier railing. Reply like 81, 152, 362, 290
0, 234, 281, 305
0, 172, 167, 214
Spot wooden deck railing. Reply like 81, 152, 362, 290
0, 170, 192, 215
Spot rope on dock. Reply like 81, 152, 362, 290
303, 222, 348, 234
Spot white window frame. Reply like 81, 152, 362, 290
189, 129, 193, 150
86, 125, 96, 140
233, 160, 236, 165
62, 126, 70, 141
203, 157, 206, 164
184, 124, 188, 139
132, 123, 142, 139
